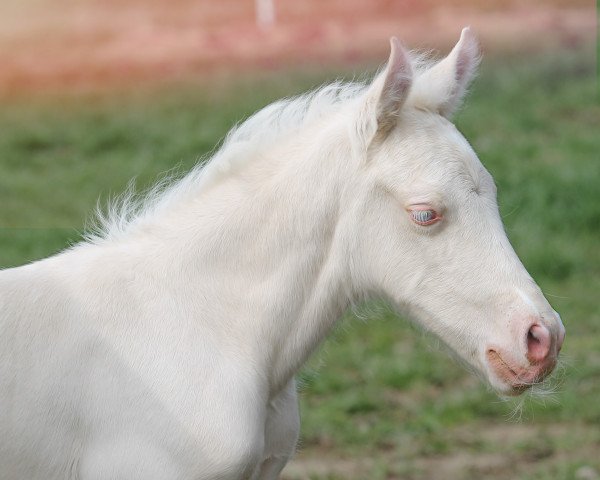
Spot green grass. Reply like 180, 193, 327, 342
1, 47, 598, 479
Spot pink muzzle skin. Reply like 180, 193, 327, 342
487, 322, 564, 394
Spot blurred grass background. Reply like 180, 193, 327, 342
0, 37, 598, 480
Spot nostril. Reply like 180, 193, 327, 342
527, 324, 551, 363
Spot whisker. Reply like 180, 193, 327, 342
494, 355, 567, 423
501, 204, 521, 218
541, 291, 571, 300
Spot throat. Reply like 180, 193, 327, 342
268, 256, 352, 392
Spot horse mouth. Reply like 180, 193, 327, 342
486, 349, 555, 395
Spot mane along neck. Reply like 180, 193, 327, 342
86, 81, 367, 245
85, 48, 438, 245
70, 83, 367, 393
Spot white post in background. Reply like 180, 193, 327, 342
256, 0, 275, 29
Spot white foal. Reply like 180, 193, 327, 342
0, 28, 564, 479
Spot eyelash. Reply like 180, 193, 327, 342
408, 208, 440, 226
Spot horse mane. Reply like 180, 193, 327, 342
84, 52, 435, 245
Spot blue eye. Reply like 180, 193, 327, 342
409, 208, 439, 225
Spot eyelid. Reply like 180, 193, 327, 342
408, 203, 434, 211
406, 204, 442, 226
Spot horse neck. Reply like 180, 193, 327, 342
148, 117, 360, 393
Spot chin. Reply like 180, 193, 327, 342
486, 374, 533, 397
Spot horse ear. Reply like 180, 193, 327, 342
357, 37, 413, 146
410, 27, 480, 118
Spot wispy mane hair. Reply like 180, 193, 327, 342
84, 51, 437, 244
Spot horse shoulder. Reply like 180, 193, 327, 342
0, 249, 270, 479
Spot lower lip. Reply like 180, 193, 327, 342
486, 350, 540, 394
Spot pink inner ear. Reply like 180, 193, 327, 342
455, 53, 469, 82
454, 28, 480, 84
374, 37, 413, 133
383, 38, 412, 107
455, 44, 477, 84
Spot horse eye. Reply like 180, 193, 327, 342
409, 208, 439, 226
